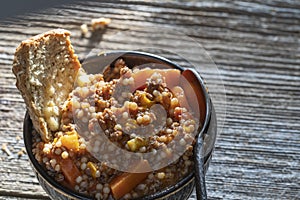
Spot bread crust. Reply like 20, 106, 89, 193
12, 29, 81, 141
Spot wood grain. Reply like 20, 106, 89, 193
0, 0, 299, 199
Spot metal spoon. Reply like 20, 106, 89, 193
182, 69, 211, 200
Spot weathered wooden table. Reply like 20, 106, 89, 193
0, 1, 299, 199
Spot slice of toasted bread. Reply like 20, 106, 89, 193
12, 29, 81, 141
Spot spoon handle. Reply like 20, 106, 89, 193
195, 135, 208, 200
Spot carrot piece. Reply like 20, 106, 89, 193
132, 68, 154, 90
60, 157, 81, 187
180, 70, 206, 124
132, 68, 180, 91
158, 69, 181, 89
110, 160, 152, 200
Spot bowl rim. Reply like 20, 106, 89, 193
23, 50, 214, 200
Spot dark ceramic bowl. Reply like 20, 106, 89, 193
23, 51, 217, 200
